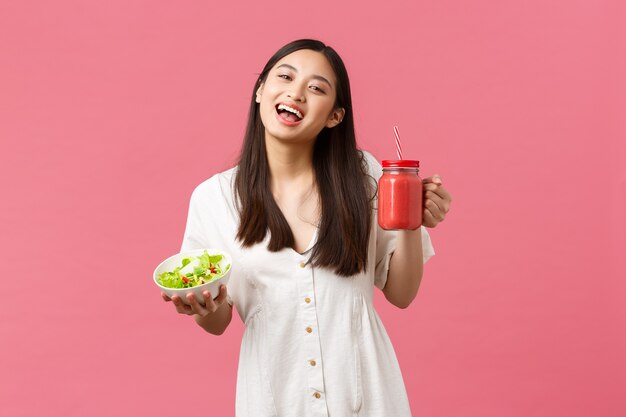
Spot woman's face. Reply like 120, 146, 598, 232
256, 49, 345, 144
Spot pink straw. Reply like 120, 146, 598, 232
393, 126, 403, 160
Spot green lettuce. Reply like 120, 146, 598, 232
157, 250, 230, 289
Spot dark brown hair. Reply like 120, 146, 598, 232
234, 39, 374, 277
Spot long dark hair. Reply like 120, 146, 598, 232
234, 39, 373, 277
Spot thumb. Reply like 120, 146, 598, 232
423, 174, 443, 185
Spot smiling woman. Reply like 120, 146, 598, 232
244, 46, 356, 269
164, 39, 444, 417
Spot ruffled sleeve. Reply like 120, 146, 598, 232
374, 226, 435, 290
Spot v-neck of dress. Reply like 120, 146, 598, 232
291, 226, 319, 256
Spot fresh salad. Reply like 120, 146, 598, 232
157, 250, 231, 289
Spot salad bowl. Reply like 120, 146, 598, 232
153, 248, 232, 305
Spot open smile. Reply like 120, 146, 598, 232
275, 102, 305, 126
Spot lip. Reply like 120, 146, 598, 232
276, 102, 306, 117
275, 102, 305, 126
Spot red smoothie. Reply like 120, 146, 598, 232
378, 160, 422, 230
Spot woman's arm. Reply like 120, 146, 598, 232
382, 174, 452, 308
382, 229, 424, 309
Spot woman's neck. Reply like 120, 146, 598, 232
265, 136, 315, 193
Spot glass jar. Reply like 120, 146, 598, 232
378, 160, 422, 230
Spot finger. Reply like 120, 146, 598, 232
425, 190, 444, 211
422, 174, 443, 185
161, 292, 172, 302
425, 190, 450, 214
423, 182, 452, 210
202, 291, 217, 313
214, 285, 228, 305
202, 290, 219, 313
187, 293, 209, 316
432, 186, 452, 206
423, 183, 440, 193
423, 208, 438, 228
425, 198, 445, 221
171, 294, 183, 307
172, 295, 194, 315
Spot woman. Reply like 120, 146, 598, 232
163, 39, 452, 416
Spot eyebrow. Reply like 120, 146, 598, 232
276, 64, 333, 89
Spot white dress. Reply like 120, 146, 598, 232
180, 151, 435, 417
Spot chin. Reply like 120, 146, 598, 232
268, 129, 317, 145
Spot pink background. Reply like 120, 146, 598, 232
1, 1, 624, 416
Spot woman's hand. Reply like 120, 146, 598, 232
161, 284, 229, 317
422, 174, 452, 228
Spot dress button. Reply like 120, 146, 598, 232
304, 297, 311, 304
313, 392, 321, 399
299, 261, 306, 268
309, 359, 316, 366
305, 326, 313, 333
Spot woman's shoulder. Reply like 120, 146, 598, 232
359, 149, 384, 181
189, 166, 238, 208
360, 149, 382, 168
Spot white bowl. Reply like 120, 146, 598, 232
153, 248, 232, 305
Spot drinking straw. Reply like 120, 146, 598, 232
393, 126, 403, 160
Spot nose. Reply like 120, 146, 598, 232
287, 92, 305, 102
287, 83, 306, 102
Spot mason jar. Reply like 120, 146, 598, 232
378, 160, 422, 230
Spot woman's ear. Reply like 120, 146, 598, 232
255, 83, 264, 103
325, 107, 346, 128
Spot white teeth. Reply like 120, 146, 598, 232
277, 104, 303, 119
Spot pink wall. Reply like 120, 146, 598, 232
1, 1, 624, 416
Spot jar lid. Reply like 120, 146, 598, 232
382, 160, 420, 168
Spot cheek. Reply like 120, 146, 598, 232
319, 109, 339, 127
259, 86, 281, 113
309, 101, 335, 120
261, 81, 281, 97
258, 103, 274, 126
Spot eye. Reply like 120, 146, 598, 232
278, 74, 291, 80
310, 85, 325, 94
